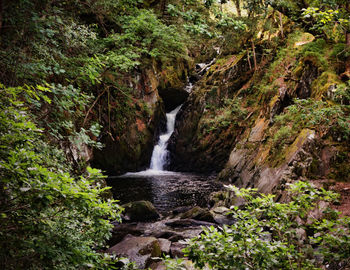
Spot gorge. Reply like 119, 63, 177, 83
1, 0, 349, 269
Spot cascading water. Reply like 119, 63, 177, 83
111, 58, 223, 213
149, 105, 182, 171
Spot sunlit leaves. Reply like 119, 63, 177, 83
168, 181, 350, 270
0, 85, 121, 269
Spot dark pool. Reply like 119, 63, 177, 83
107, 170, 223, 214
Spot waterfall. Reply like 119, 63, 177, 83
149, 105, 182, 171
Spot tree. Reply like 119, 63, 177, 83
0, 84, 122, 269
302, 1, 350, 79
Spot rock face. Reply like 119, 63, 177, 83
219, 129, 317, 197
158, 87, 189, 112
108, 235, 161, 269
169, 31, 349, 196
92, 60, 193, 174
122, 201, 160, 222
168, 53, 251, 173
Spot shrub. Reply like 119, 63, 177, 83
165, 181, 350, 270
0, 85, 122, 269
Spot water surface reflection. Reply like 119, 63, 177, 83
107, 171, 223, 214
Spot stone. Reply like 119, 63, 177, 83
180, 206, 215, 223
158, 87, 189, 112
170, 242, 187, 258
122, 200, 160, 222
248, 117, 268, 142
158, 238, 171, 255
109, 223, 144, 246
210, 206, 235, 225
165, 219, 215, 228
211, 206, 230, 214
154, 230, 182, 240
108, 235, 161, 269
172, 206, 193, 215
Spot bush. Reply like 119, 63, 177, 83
0, 85, 122, 269
166, 181, 350, 270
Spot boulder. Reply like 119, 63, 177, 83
210, 206, 235, 225
158, 87, 189, 112
122, 201, 160, 222
108, 235, 161, 269
172, 206, 193, 215
154, 230, 185, 242
180, 206, 215, 223
165, 219, 215, 228
158, 238, 172, 255
170, 242, 187, 258
109, 223, 144, 246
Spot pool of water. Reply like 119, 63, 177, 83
107, 170, 223, 214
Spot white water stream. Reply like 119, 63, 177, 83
149, 105, 182, 171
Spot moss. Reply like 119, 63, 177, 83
268, 129, 314, 168
308, 158, 320, 179
269, 94, 279, 109
311, 71, 342, 100
285, 129, 314, 162
331, 151, 350, 182
298, 38, 329, 70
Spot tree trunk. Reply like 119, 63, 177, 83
252, 39, 257, 71
279, 12, 284, 39
234, 0, 241, 17
341, 31, 350, 80
0, 0, 3, 33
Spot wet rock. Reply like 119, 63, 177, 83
122, 201, 160, 222
165, 219, 215, 228
168, 234, 185, 242
211, 206, 230, 214
158, 87, 189, 112
180, 206, 215, 223
172, 206, 193, 215
170, 242, 187, 258
108, 235, 161, 269
295, 59, 319, 99
210, 206, 235, 225
158, 238, 171, 255
109, 223, 144, 246
154, 230, 183, 240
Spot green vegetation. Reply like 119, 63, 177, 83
166, 181, 350, 269
0, 85, 122, 269
0, 0, 349, 268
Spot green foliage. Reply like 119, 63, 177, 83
28, 83, 103, 169
0, 85, 122, 269
78, 8, 186, 86
334, 81, 350, 104
271, 125, 294, 150
275, 98, 350, 141
302, 1, 350, 40
167, 3, 214, 37
167, 181, 350, 269
164, 255, 188, 270
200, 98, 247, 134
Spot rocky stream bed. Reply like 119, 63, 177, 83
105, 172, 235, 269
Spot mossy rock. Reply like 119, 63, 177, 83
180, 206, 215, 223
122, 201, 160, 222
311, 71, 343, 100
